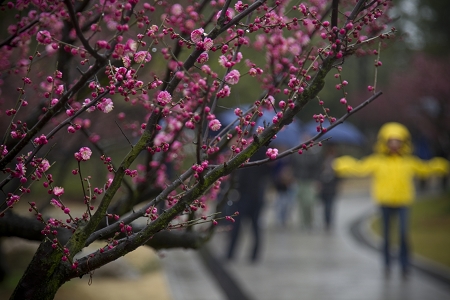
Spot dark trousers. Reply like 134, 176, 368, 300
380, 205, 409, 272
227, 204, 262, 262
321, 195, 335, 229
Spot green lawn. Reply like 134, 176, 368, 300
371, 192, 450, 268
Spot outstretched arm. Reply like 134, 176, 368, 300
412, 156, 449, 177
332, 155, 376, 178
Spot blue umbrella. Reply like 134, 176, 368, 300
217, 108, 302, 148
268, 119, 302, 148
303, 119, 365, 146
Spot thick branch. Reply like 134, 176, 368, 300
331, 0, 339, 29
0, 212, 45, 241
145, 230, 210, 250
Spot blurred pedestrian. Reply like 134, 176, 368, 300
333, 122, 449, 278
292, 144, 321, 231
317, 144, 340, 232
226, 148, 271, 263
273, 159, 297, 228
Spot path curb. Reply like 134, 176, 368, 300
198, 246, 253, 300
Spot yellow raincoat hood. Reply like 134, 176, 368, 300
374, 122, 413, 155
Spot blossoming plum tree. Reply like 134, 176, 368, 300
0, 0, 394, 298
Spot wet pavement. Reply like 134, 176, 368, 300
161, 182, 450, 300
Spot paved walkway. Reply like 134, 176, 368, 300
161, 182, 450, 300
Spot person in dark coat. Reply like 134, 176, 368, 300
226, 148, 271, 262
292, 144, 321, 230
317, 145, 340, 231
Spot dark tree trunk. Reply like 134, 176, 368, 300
10, 239, 67, 300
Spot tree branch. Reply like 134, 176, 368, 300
0, 19, 39, 48
331, 0, 339, 29
63, 0, 105, 61
0, 59, 104, 172
85, 168, 194, 246
245, 91, 384, 165
144, 229, 211, 250
0, 212, 46, 241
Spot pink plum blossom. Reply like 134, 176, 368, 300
225, 70, 240, 85
125, 39, 137, 52
134, 51, 152, 63
33, 135, 48, 145
35, 159, 50, 178
209, 119, 221, 131
197, 52, 209, 64
191, 28, 204, 43
215, 8, 234, 24
171, 3, 183, 16
249, 68, 257, 76
97, 98, 114, 113
235, 1, 246, 12
217, 85, 231, 98
75, 147, 92, 161
218, 55, 229, 68
37, 31, 52, 44
1, 145, 8, 157
256, 126, 264, 134
185, 120, 195, 129
55, 85, 64, 95
203, 38, 214, 51
50, 98, 59, 107
156, 91, 172, 106
53, 187, 64, 196
13, 163, 26, 180
266, 148, 279, 160
50, 199, 62, 208
83, 99, 96, 112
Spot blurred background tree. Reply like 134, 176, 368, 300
319, 0, 450, 160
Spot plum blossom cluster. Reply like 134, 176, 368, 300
27, 202, 75, 239
4, 194, 20, 209
74, 147, 92, 162
30, 158, 51, 180
119, 222, 133, 236
191, 28, 214, 64
124, 169, 138, 177
33, 135, 48, 146
11, 163, 27, 182
97, 98, 114, 113
208, 119, 221, 131
266, 148, 279, 160
312, 113, 329, 133
145, 206, 159, 221
192, 160, 209, 179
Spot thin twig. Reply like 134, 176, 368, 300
373, 42, 381, 93
115, 121, 133, 149
244, 91, 383, 166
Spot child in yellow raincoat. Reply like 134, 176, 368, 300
333, 122, 448, 278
